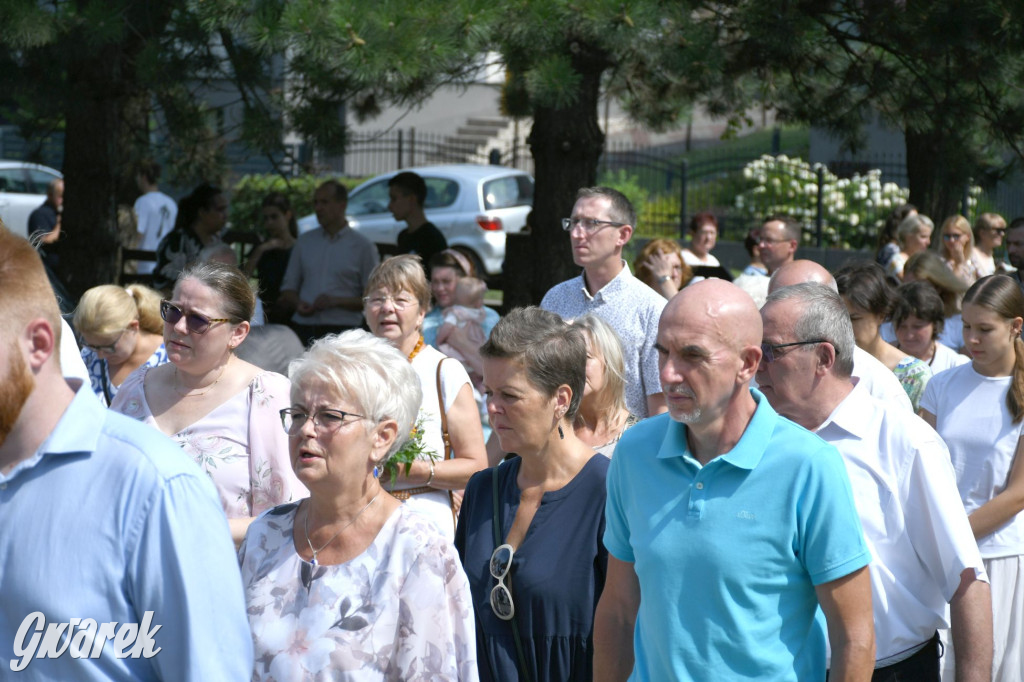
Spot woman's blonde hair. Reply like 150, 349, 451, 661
936, 214, 974, 261
73, 284, 163, 336
963, 275, 1024, 423
366, 255, 431, 310
904, 250, 969, 317
633, 238, 693, 290
897, 213, 934, 248
571, 314, 627, 417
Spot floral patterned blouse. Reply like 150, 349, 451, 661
82, 342, 168, 407
111, 367, 306, 518
240, 503, 479, 681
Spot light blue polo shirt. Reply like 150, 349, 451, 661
605, 389, 870, 681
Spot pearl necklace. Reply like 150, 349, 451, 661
304, 492, 381, 566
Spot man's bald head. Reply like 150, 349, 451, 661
663, 278, 763, 351
768, 259, 837, 294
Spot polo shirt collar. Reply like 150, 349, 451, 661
0, 380, 102, 484
580, 260, 633, 302
656, 388, 775, 471
814, 379, 870, 440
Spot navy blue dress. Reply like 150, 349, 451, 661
454, 454, 609, 682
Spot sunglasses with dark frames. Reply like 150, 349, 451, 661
80, 328, 128, 354
760, 339, 827, 363
160, 300, 231, 335
489, 543, 516, 621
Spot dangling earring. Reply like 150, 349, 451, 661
557, 424, 565, 440
373, 464, 380, 479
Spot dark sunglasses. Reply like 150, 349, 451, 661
160, 300, 231, 335
489, 543, 516, 620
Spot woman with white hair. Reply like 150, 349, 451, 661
570, 314, 639, 456
887, 213, 934, 282
240, 330, 478, 681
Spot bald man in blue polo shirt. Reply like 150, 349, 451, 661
594, 279, 875, 681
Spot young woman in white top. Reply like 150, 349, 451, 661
920, 274, 1024, 680
937, 214, 979, 285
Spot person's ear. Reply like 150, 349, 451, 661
816, 341, 837, 375
228, 320, 250, 350
616, 224, 634, 247
372, 418, 399, 459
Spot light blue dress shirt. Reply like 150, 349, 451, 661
0, 382, 253, 680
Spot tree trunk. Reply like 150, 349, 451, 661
504, 64, 606, 309
904, 128, 967, 222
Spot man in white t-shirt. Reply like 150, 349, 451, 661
133, 160, 178, 275
758, 282, 991, 681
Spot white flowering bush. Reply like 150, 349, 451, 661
734, 155, 912, 249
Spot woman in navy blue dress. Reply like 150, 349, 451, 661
455, 307, 609, 681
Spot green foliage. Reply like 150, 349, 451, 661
229, 174, 366, 235
383, 417, 438, 488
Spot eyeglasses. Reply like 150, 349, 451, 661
489, 543, 516, 621
942, 233, 966, 241
362, 293, 417, 311
160, 300, 231, 335
990, 228, 1007, 235
81, 329, 128, 354
760, 339, 827, 363
561, 217, 626, 234
280, 407, 366, 434
758, 237, 791, 245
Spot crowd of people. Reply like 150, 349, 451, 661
2, 173, 1022, 682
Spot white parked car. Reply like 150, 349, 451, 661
0, 160, 63, 237
298, 164, 534, 276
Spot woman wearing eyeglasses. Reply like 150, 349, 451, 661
363, 255, 487, 540
73, 283, 168, 406
111, 261, 305, 544
239, 330, 477, 680
455, 307, 609, 682
937, 214, 979, 285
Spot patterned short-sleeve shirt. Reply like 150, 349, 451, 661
541, 262, 666, 418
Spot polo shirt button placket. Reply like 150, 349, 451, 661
689, 477, 706, 518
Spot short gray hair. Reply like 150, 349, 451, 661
897, 213, 934, 247
765, 282, 855, 378
481, 307, 587, 420
577, 186, 637, 228
288, 329, 422, 459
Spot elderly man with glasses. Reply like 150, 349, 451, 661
757, 282, 992, 681
541, 186, 667, 418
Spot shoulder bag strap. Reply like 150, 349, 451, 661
435, 357, 458, 530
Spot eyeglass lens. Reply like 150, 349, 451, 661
161, 301, 216, 334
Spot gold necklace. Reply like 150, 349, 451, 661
407, 335, 425, 362
173, 361, 228, 398
304, 492, 380, 566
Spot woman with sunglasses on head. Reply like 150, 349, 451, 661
423, 249, 500, 348
111, 261, 306, 544
455, 307, 609, 682
239, 330, 477, 681
73, 283, 168, 406
921, 275, 1024, 680
363, 255, 487, 540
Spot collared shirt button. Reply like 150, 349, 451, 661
695, 482, 704, 490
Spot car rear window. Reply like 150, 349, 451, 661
0, 169, 29, 193
424, 179, 458, 209
483, 175, 533, 210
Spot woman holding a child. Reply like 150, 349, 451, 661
363, 255, 487, 539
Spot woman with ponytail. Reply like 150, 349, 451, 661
73, 283, 168, 405
920, 274, 1024, 680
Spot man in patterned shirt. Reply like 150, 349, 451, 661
541, 187, 667, 418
